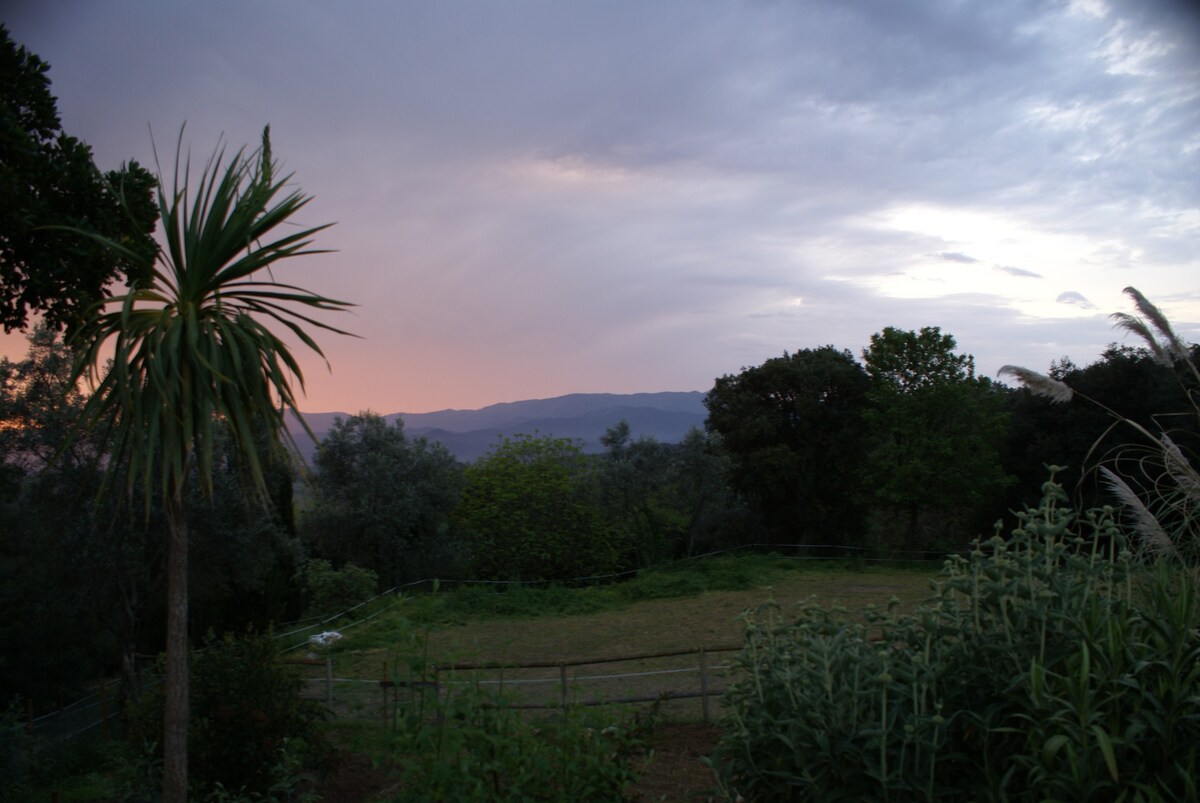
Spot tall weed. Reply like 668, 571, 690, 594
714, 475, 1200, 801
383, 633, 653, 802
1001, 286, 1200, 562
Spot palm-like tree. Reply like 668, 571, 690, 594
69, 128, 353, 802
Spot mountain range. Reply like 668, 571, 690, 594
287, 391, 708, 462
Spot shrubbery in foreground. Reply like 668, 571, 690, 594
129, 629, 333, 800
715, 476, 1200, 801
384, 673, 653, 801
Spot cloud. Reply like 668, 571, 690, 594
1057, 291, 1098, 309
997, 265, 1043, 278
3, 0, 1197, 413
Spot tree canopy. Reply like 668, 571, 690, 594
456, 433, 619, 581
705, 346, 871, 545
0, 25, 158, 333
862, 326, 1010, 550
304, 411, 462, 584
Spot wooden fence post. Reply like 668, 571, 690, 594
100, 683, 109, 740
382, 660, 389, 730
325, 657, 334, 710
559, 663, 568, 712
699, 647, 709, 724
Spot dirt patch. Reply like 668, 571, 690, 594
307, 752, 395, 803
311, 723, 723, 803
631, 722, 722, 802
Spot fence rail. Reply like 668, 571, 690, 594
366, 643, 745, 726
26, 543, 941, 748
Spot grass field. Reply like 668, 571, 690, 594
295, 555, 941, 725
292, 554, 942, 801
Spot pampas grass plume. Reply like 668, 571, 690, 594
998, 365, 1074, 403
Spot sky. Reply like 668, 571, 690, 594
3, 0, 1199, 414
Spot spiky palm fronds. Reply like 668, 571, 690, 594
69, 127, 355, 508
66, 127, 353, 803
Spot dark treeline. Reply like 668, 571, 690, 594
3, 323, 1196, 709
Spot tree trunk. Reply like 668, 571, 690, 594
163, 482, 189, 803
116, 574, 141, 714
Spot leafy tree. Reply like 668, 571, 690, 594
598, 422, 741, 562
705, 347, 871, 545
0, 25, 157, 333
598, 421, 680, 565
67, 129, 351, 803
661, 427, 743, 557
303, 412, 463, 585
186, 418, 306, 636
862, 327, 1010, 552
456, 433, 619, 581
0, 325, 152, 709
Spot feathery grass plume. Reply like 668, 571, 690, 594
1110, 312, 1172, 366
1004, 289, 1200, 566
1100, 466, 1178, 560
1113, 287, 1200, 391
1161, 433, 1200, 500
997, 365, 1074, 402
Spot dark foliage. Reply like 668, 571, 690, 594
0, 25, 157, 334
705, 346, 871, 545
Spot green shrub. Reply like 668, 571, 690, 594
385, 674, 652, 802
714, 475, 1200, 801
455, 433, 623, 582
303, 558, 378, 617
129, 628, 333, 798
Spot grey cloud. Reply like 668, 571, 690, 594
997, 265, 1042, 278
1057, 291, 1097, 309
5, 0, 1196, 413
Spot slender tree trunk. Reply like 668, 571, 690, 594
163, 482, 189, 803
116, 574, 141, 713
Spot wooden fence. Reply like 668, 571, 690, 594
375, 643, 744, 727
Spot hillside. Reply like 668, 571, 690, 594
288, 391, 707, 462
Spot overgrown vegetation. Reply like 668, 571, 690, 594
303, 559, 379, 618
713, 290, 1200, 801
380, 629, 655, 802
127, 629, 333, 799
715, 476, 1200, 800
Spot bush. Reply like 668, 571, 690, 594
455, 434, 623, 582
714, 475, 1200, 801
385, 670, 652, 801
129, 628, 333, 798
303, 558, 378, 617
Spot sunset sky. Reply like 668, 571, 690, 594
4, 0, 1199, 415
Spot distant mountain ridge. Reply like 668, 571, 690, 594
288, 391, 708, 462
